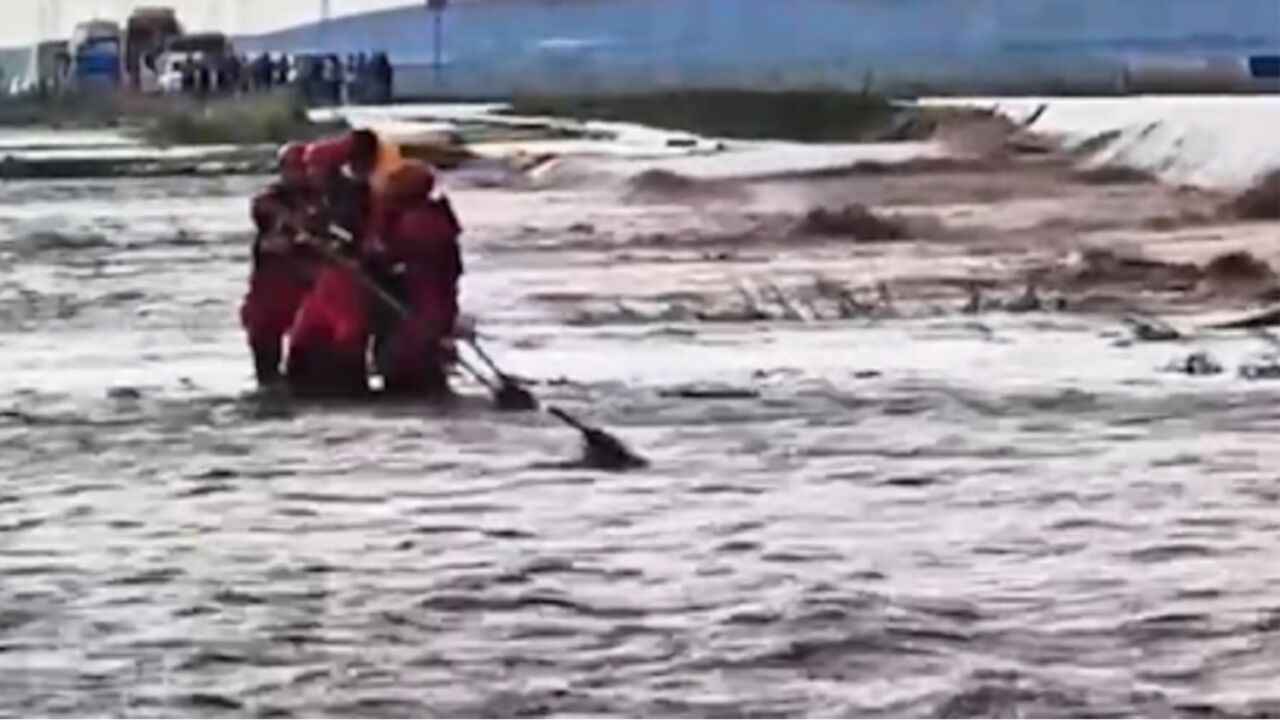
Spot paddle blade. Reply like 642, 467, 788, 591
546, 406, 647, 471
581, 427, 649, 471
494, 381, 539, 412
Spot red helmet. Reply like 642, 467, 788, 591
276, 142, 306, 172
302, 134, 355, 174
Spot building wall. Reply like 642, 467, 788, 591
239, 0, 1280, 96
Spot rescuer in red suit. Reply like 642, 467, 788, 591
239, 142, 322, 389
371, 160, 463, 398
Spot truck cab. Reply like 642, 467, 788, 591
69, 20, 123, 90
125, 7, 184, 92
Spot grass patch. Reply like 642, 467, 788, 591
140, 92, 323, 146
507, 89, 897, 142
0, 91, 136, 128
0, 90, 330, 146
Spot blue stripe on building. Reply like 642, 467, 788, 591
1251, 55, 1280, 78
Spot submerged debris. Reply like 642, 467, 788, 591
759, 280, 816, 322
658, 383, 760, 400
106, 387, 143, 401
1039, 246, 1276, 305
1240, 356, 1280, 380
694, 306, 771, 323
1163, 352, 1224, 376
1061, 248, 1201, 292
1121, 314, 1184, 342
624, 169, 748, 203
812, 275, 880, 318
1074, 164, 1155, 186
797, 203, 908, 241
960, 280, 1065, 314
961, 282, 986, 314
875, 282, 898, 316
1003, 282, 1044, 313
1200, 251, 1279, 298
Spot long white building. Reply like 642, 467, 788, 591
4, 0, 1279, 96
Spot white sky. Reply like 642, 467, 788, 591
1, 0, 420, 47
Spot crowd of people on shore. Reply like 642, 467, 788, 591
240, 129, 465, 399
153, 51, 394, 105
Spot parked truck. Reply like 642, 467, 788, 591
125, 7, 184, 92
69, 20, 123, 90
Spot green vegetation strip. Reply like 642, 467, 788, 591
506, 89, 899, 142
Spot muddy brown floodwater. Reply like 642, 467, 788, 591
2, 141, 1280, 718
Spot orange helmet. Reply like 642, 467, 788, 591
385, 160, 436, 205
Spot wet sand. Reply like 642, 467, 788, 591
1, 132, 1279, 717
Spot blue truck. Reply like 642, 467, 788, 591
69, 20, 123, 90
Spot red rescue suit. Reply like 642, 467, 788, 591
374, 162, 463, 397
285, 257, 372, 398
283, 135, 378, 398
240, 180, 320, 386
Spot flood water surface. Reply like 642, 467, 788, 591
2, 170, 1279, 718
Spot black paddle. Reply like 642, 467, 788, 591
460, 340, 647, 470
305, 229, 648, 471
462, 337, 538, 412
547, 406, 649, 471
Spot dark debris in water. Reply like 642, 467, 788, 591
560, 274, 1089, 331
932, 675, 1089, 719
1122, 313, 1185, 342
881, 475, 941, 488
1240, 356, 1280, 380
179, 693, 245, 712
107, 386, 143, 401
192, 467, 239, 480
1162, 352, 1224, 377
799, 203, 910, 241
1058, 248, 1201, 293
658, 383, 760, 400
212, 588, 267, 606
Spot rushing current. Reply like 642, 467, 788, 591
1, 157, 1279, 718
